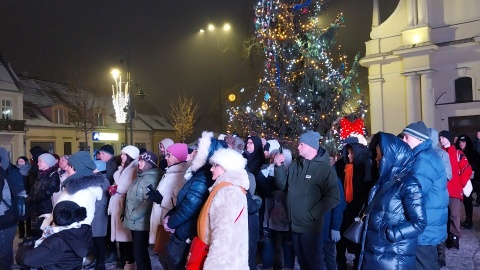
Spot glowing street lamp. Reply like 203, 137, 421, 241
111, 69, 129, 124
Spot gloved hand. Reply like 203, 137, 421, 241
147, 189, 163, 204
331, 230, 341, 243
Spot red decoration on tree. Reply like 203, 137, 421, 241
339, 118, 364, 139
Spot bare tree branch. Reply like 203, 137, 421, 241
168, 94, 199, 142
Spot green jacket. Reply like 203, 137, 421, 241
124, 168, 161, 231
275, 149, 340, 233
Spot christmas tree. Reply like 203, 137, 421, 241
228, 0, 367, 151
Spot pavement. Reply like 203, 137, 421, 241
10, 204, 480, 269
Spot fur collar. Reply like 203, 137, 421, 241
63, 174, 105, 195
191, 131, 213, 172
210, 170, 250, 191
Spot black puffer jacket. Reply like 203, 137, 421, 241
359, 133, 427, 270
167, 165, 213, 241
16, 224, 92, 270
28, 166, 60, 216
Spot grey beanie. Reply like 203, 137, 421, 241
403, 121, 429, 141
68, 151, 96, 179
299, 130, 321, 150
0, 147, 9, 170
39, 153, 57, 168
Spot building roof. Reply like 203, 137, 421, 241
0, 53, 20, 92
19, 77, 173, 131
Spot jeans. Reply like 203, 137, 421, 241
261, 229, 295, 269
0, 225, 16, 270
321, 240, 337, 270
416, 245, 439, 270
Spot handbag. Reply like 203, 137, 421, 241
463, 179, 473, 197
153, 225, 171, 255
343, 172, 407, 244
185, 237, 209, 270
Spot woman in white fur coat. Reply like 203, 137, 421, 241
149, 143, 189, 244
201, 148, 250, 270
107, 145, 139, 268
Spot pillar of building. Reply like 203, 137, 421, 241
368, 77, 384, 133
372, 0, 380, 27
404, 72, 420, 124
419, 70, 435, 128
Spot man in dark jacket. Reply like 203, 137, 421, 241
161, 131, 227, 270
274, 130, 340, 269
402, 121, 449, 270
98, 144, 117, 185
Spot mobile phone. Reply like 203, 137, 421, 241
278, 147, 283, 154
146, 184, 155, 192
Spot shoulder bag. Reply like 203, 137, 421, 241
343, 173, 406, 244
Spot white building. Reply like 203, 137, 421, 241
360, 0, 480, 137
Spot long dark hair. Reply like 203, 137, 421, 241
123, 154, 134, 170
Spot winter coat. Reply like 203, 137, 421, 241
28, 167, 60, 216
52, 169, 69, 206
0, 177, 15, 229
91, 177, 110, 237
322, 177, 346, 241
202, 170, 249, 270
359, 133, 426, 270
243, 136, 265, 176
124, 168, 160, 231
166, 165, 213, 241
105, 157, 119, 185
16, 224, 92, 270
149, 162, 187, 244
410, 139, 449, 246
429, 129, 452, 180
474, 138, 480, 154
443, 146, 472, 199
456, 134, 480, 187
274, 148, 340, 233
108, 160, 138, 242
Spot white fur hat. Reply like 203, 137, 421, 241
210, 148, 247, 172
121, 145, 140, 160
266, 140, 280, 153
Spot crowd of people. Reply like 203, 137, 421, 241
0, 123, 479, 270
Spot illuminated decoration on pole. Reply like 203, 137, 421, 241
228, 94, 236, 102
227, 0, 368, 153
111, 70, 129, 124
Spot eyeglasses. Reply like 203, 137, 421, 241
166, 152, 172, 158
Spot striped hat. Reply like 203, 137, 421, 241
403, 121, 429, 141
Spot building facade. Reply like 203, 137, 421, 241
361, 0, 480, 137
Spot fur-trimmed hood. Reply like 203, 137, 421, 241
190, 131, 227, 173
210, 170, 250, 192
62, 173, 105, 195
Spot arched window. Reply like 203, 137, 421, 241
455, 77, 473, 103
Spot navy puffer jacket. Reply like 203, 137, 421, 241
167, 165, 213, 241
359, 133, 426, 270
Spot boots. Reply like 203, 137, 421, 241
123, 262, 136, 270
461, 217, 473, 229
446, 234, 460, 250
436, 241, 446, 267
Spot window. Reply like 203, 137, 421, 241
95, 112, 105, 126
55, 109, 65, 124
135, 143, 147, 150
31, 142, 54, 154
1, 99, 12, 119
455, 77, 473, 103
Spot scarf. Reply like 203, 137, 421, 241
344, 164, 354, 203
17, 164, 31, 177
38, 164, 59, 177
34, 222, 82, 248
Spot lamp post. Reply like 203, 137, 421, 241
111, 69, 129, 146
199, 23, 231, 133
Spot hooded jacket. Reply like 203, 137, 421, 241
243, 136, 265, 176
274, 147, 340, 233
202, 170, 249, 270
359, 133, 426, 270
410, 137, 449, 246
429, 128, 452, 180
16, 224, 92, 270
443, 144, 472, 199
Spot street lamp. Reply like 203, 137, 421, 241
199, 23, 232, 132
111, 69, 129, 145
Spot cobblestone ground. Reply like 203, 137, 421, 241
11, 204, 480, 269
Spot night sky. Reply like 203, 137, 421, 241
0, 0, 399, 137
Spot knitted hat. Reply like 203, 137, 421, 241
99, 144, 114, 156
160, 138, 174, 150
266, 140, 280, 153
139, 151, 158, 168
38, 153, 57, 168
68, 151, 96, 178
210, 148, 247, 172
439, 130, 453, 144
53, 200, 87, 226
167, 143, 188, 162
233, 137, 245, 154
121, 145, 140, 160
402, 121, 429, 141
299, 130, 320, 150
